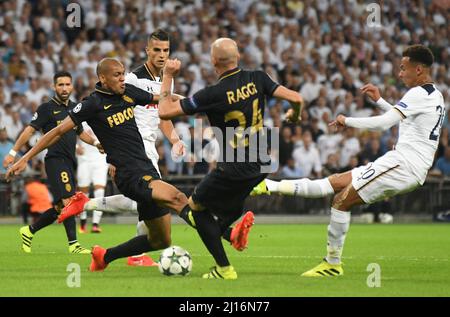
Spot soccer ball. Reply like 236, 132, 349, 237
158, 246, 193, 276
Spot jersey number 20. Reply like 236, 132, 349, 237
429, 105, 444, 141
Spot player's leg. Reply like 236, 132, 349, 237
77, 187, 89, 233
58, 162, 90, 254
84, 194, 137, 213
91, 185, 105, 233
302, 182, 362, 277
302, 153, 420, 277
89, 170, 171, 271
126, 220, 158, 267
97, 214, 171, 267
90, 202, 171, 271
76, 161, 90, 233
19, 158, 75, 253
252, 171, 352, 197
90, 162, 108, 233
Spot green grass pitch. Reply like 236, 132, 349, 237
1, 223, 449, 297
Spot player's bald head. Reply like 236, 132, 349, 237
210, 38, 239, 68
96, 58, 124, 77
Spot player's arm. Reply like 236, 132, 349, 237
330, 109, 403, 131
361, 83, 393, 112
158, 59, 186, 119
78, 131, 104, 153
2, 126, 36, 168
272, 86, 304, 123
5, 117, 76, 180
159, 119, 185, 157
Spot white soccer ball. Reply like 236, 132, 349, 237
158, 246, 193, 276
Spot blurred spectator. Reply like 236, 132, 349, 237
323, 153, 341, 177
359, 138, 383, 165
22, 176, 52, 224
292, 130, 322, 178
434, 147, 450, 177
278, 125, 294, 166
280, 157, 303, 178
0, 127, 13, 174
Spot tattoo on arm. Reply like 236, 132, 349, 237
160, 90, 170, 101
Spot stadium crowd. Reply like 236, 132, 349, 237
0, 0, 449, 180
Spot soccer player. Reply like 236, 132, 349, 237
3, 71, 102, 254
76, 121, 108, 234
157, 38, 304, 279
254, 45, 445, 277
76, 30, 251, 266
6, 58, 192, 272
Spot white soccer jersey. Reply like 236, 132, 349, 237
393, 84, 445, 183
125, 65, 174, 143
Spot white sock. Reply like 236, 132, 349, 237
84, 195, 137, 214
129, 221, 149, 258
136, 221, 149, 236
92, 188, 105, 224
326, 207, 351, 265
265, 179, 280, 192
278, 178, 334, 197
80, 211, 87, 220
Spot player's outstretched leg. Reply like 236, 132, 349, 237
252, 178, 335, 197
127, 221, 158, 267
58, 192, 90, 223
90, 215, 171, 272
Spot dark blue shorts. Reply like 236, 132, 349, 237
114, 165, 168, 221
45, 157, 76, 204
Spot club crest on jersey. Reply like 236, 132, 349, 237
142, 175, 153, 182
122, 95, 134, 103
32, 112, 38, 121
73, 103, 82, 113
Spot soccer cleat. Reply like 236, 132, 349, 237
19, 226, 33, 253
127, 254, 158, 267
91, 224, 102, 233
69, 243, 91, 254
58, 192, 90, 223
250, 180, 270, 196
89, 245, 108, 272
202, 266, 237, 280
78, 224, 87, 234
230, 211, 254, 251
301, 259, 343, 277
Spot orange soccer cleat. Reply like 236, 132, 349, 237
89, 245, 108, 272
230, 211, 255, 251
127, 254, 158, 267
58, 192, 90, 223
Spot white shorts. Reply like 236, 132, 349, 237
351, 151, 421, 204
143, 139, 161, 177
77, 161, 109, 187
